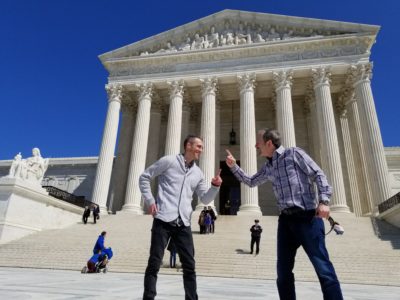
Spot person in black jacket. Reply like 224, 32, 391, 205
82, 206, 90, 224
92, 204, 100, 224
250, 219, 262, 255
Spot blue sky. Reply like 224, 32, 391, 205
1, 0, 399, 159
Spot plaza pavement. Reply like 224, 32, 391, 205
0, 267, 399, 299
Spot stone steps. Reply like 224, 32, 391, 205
0, 212, 399, 286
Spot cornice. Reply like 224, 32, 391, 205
104, 34, 374, 79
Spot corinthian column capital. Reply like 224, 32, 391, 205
136, 82, 154, 101
237, 73, 256, 93
106, 83, 123, 103
347, 62, 373, 86
311, 67, 331, 88
273, 70, 293, 91
200, 77, 218, 97
167, 80, 185, 99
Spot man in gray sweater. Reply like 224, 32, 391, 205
139, 135, 222, 300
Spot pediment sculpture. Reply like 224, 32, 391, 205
6, 148, 49, 185
138, 20, 341, 57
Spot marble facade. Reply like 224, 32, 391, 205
89, 9, 396, 216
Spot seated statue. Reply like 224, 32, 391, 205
25, 148, 49, 182
7, 148, 49, 185
235, 22, 252, 45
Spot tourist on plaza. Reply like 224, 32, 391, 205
93, 231, 107, 255
204, 211, 212, 234
167, 237, 177, 268
207, 206, 217, 233
139, 134, 222, 300
250, 219, 262, 255
82, 206, 91, 224
92, 204, 100, 224
225, 128, 343, 300
198, 207, 207, 234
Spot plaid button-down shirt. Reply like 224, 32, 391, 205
230, 146, 332, 212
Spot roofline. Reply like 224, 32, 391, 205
98, 9, 380, 62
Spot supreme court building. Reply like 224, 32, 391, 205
90, 10, 394, 216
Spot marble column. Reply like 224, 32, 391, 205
91, 84, 123, 213
273, 70, 296, 147
123, 83, 153, 213
165, 80, 184, 156
197, 77, 217, 210
146, 92, 163, 167
312, 67, 349, 212
349, 63, 391, 211
304, 90, 321, 164
237, 73, 261, 215
215, 98, 221, 213
181, 94, 192, 152
108, 96, 136, 212
346, 96, 374, 214
337, 94, 362, 215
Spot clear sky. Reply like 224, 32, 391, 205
1, 0, 399, 159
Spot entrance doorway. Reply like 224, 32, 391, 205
219, 161, 241, 215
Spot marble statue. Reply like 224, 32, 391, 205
156, 42, 177, 54
6, 148, 49, 184
207, 26, 219, 48
235, 22, 252, 45
282, 30, 294, 40
267, 28, 281, 41
253, 26, 266, 43
178, 37, 192, 51
191, 34, 204, 50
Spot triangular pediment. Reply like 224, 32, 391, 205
99, 9, 379, 62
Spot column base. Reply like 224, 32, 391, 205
99, 205, 109, 215
122, 204, 144, 215
237, 204, 262, 216
330, 204, 350, 213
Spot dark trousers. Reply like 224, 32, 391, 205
250, 236, 260, 254
276, 211, 343, 300
143, 218, 198, 300
83, 215, 89, 224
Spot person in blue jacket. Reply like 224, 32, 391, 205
93, 231, 106, 255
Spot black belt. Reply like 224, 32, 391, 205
280, 207, 315, 216
168, 216, 184, 227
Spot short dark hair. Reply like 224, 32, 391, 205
183, 135, 202, 149
101, 231, 107, 236
262, 129, 281, 148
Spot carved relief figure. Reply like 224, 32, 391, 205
156, 42, 177, 54
253, 25, 265, 43
282, 30, 294, 40
267, 27, 281, 41
235, 22, 252, 45
207, 26, 219, 48
191, 33, 204, 50
178, 37, 192, 51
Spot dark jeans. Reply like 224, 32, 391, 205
250, 236, 260, 254
277, 211, 343, 300
143, 218, 198, 300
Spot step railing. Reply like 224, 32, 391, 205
42, 185, 86, 208
378, 192, 400, 214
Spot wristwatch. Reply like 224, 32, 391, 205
319, 200, 330, 206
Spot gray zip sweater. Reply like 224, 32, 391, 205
139, 154, 220, 226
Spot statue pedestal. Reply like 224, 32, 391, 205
0, 177, 83, 244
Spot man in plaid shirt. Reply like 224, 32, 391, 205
226, 128, 343, 300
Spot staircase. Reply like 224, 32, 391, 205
0, 212, 399, 286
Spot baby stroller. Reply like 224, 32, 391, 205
81, 247, 113, 274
